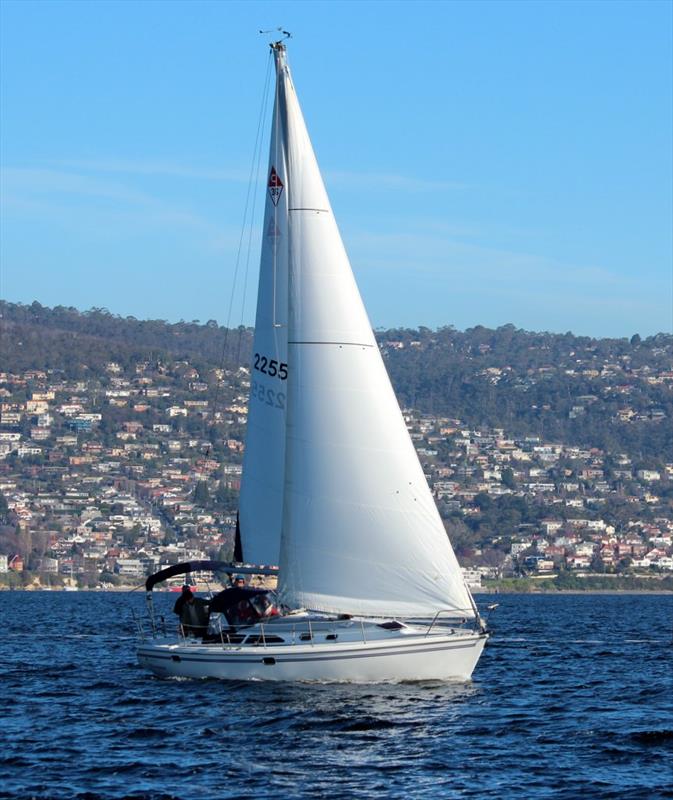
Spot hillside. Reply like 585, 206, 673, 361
1, 300, 672, 587
2, 301, 671, 464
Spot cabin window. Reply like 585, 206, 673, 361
244, 635, 285, 645
378, 620, 405, 631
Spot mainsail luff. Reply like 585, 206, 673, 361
268, 44, 475, 618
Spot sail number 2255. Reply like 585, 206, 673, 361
250, 381, 285, 410
253, 353, 288, 380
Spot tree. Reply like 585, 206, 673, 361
501, 468, 516, 490
163, 529, 177, 546
193, 480, 210, 507
617, 556, 632, 574
474, 493, 493, 512
215, 481, 238, 510
444, 518, 475, 557
590, 553, 606, 574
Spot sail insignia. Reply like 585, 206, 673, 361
268, 166, 284, 206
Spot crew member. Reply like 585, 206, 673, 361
173, 585, 209, 637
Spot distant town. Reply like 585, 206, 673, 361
1, 302, 671, 591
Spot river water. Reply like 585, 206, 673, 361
1, 591, 671, 799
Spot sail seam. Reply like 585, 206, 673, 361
288, 207, 329, 212
288, 341, 374, 347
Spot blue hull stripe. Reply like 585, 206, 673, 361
138, 637, 484, 665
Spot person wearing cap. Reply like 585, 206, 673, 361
231, 575, 255, 624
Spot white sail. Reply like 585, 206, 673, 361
271, 46, 475, 618
238, 70, 290, 566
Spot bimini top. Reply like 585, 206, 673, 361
144, 560, 278, 592
208, 587, 270, 614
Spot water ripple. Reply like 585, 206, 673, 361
1, 592, 672, 799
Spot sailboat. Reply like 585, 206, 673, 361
137, 41, 488, 682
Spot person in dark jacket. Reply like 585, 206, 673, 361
173, 585, 209, 637
173, 585, 192, 616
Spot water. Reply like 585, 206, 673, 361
1, 592, 671, 799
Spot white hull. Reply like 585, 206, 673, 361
137, 630, 487, 683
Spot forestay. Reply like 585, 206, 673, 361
267, 46, 475, 619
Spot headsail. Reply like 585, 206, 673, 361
271, 44, 475, 618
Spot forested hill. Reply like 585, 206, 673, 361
380, 325, 672, 463
1, 301, 671, 462
0, 301, 253, 377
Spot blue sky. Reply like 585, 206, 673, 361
1, 0, 671, 338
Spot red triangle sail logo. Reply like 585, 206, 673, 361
268, 167, 284, 206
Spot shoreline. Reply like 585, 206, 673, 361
1, 585, 672, 596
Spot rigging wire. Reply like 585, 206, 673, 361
206, 52, 273, 456
235, 56, 273, 366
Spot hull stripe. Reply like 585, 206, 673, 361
138, 637, 485, 665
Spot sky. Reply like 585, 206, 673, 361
1, 0, 671, 338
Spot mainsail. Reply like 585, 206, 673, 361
237, 59, 289, 567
